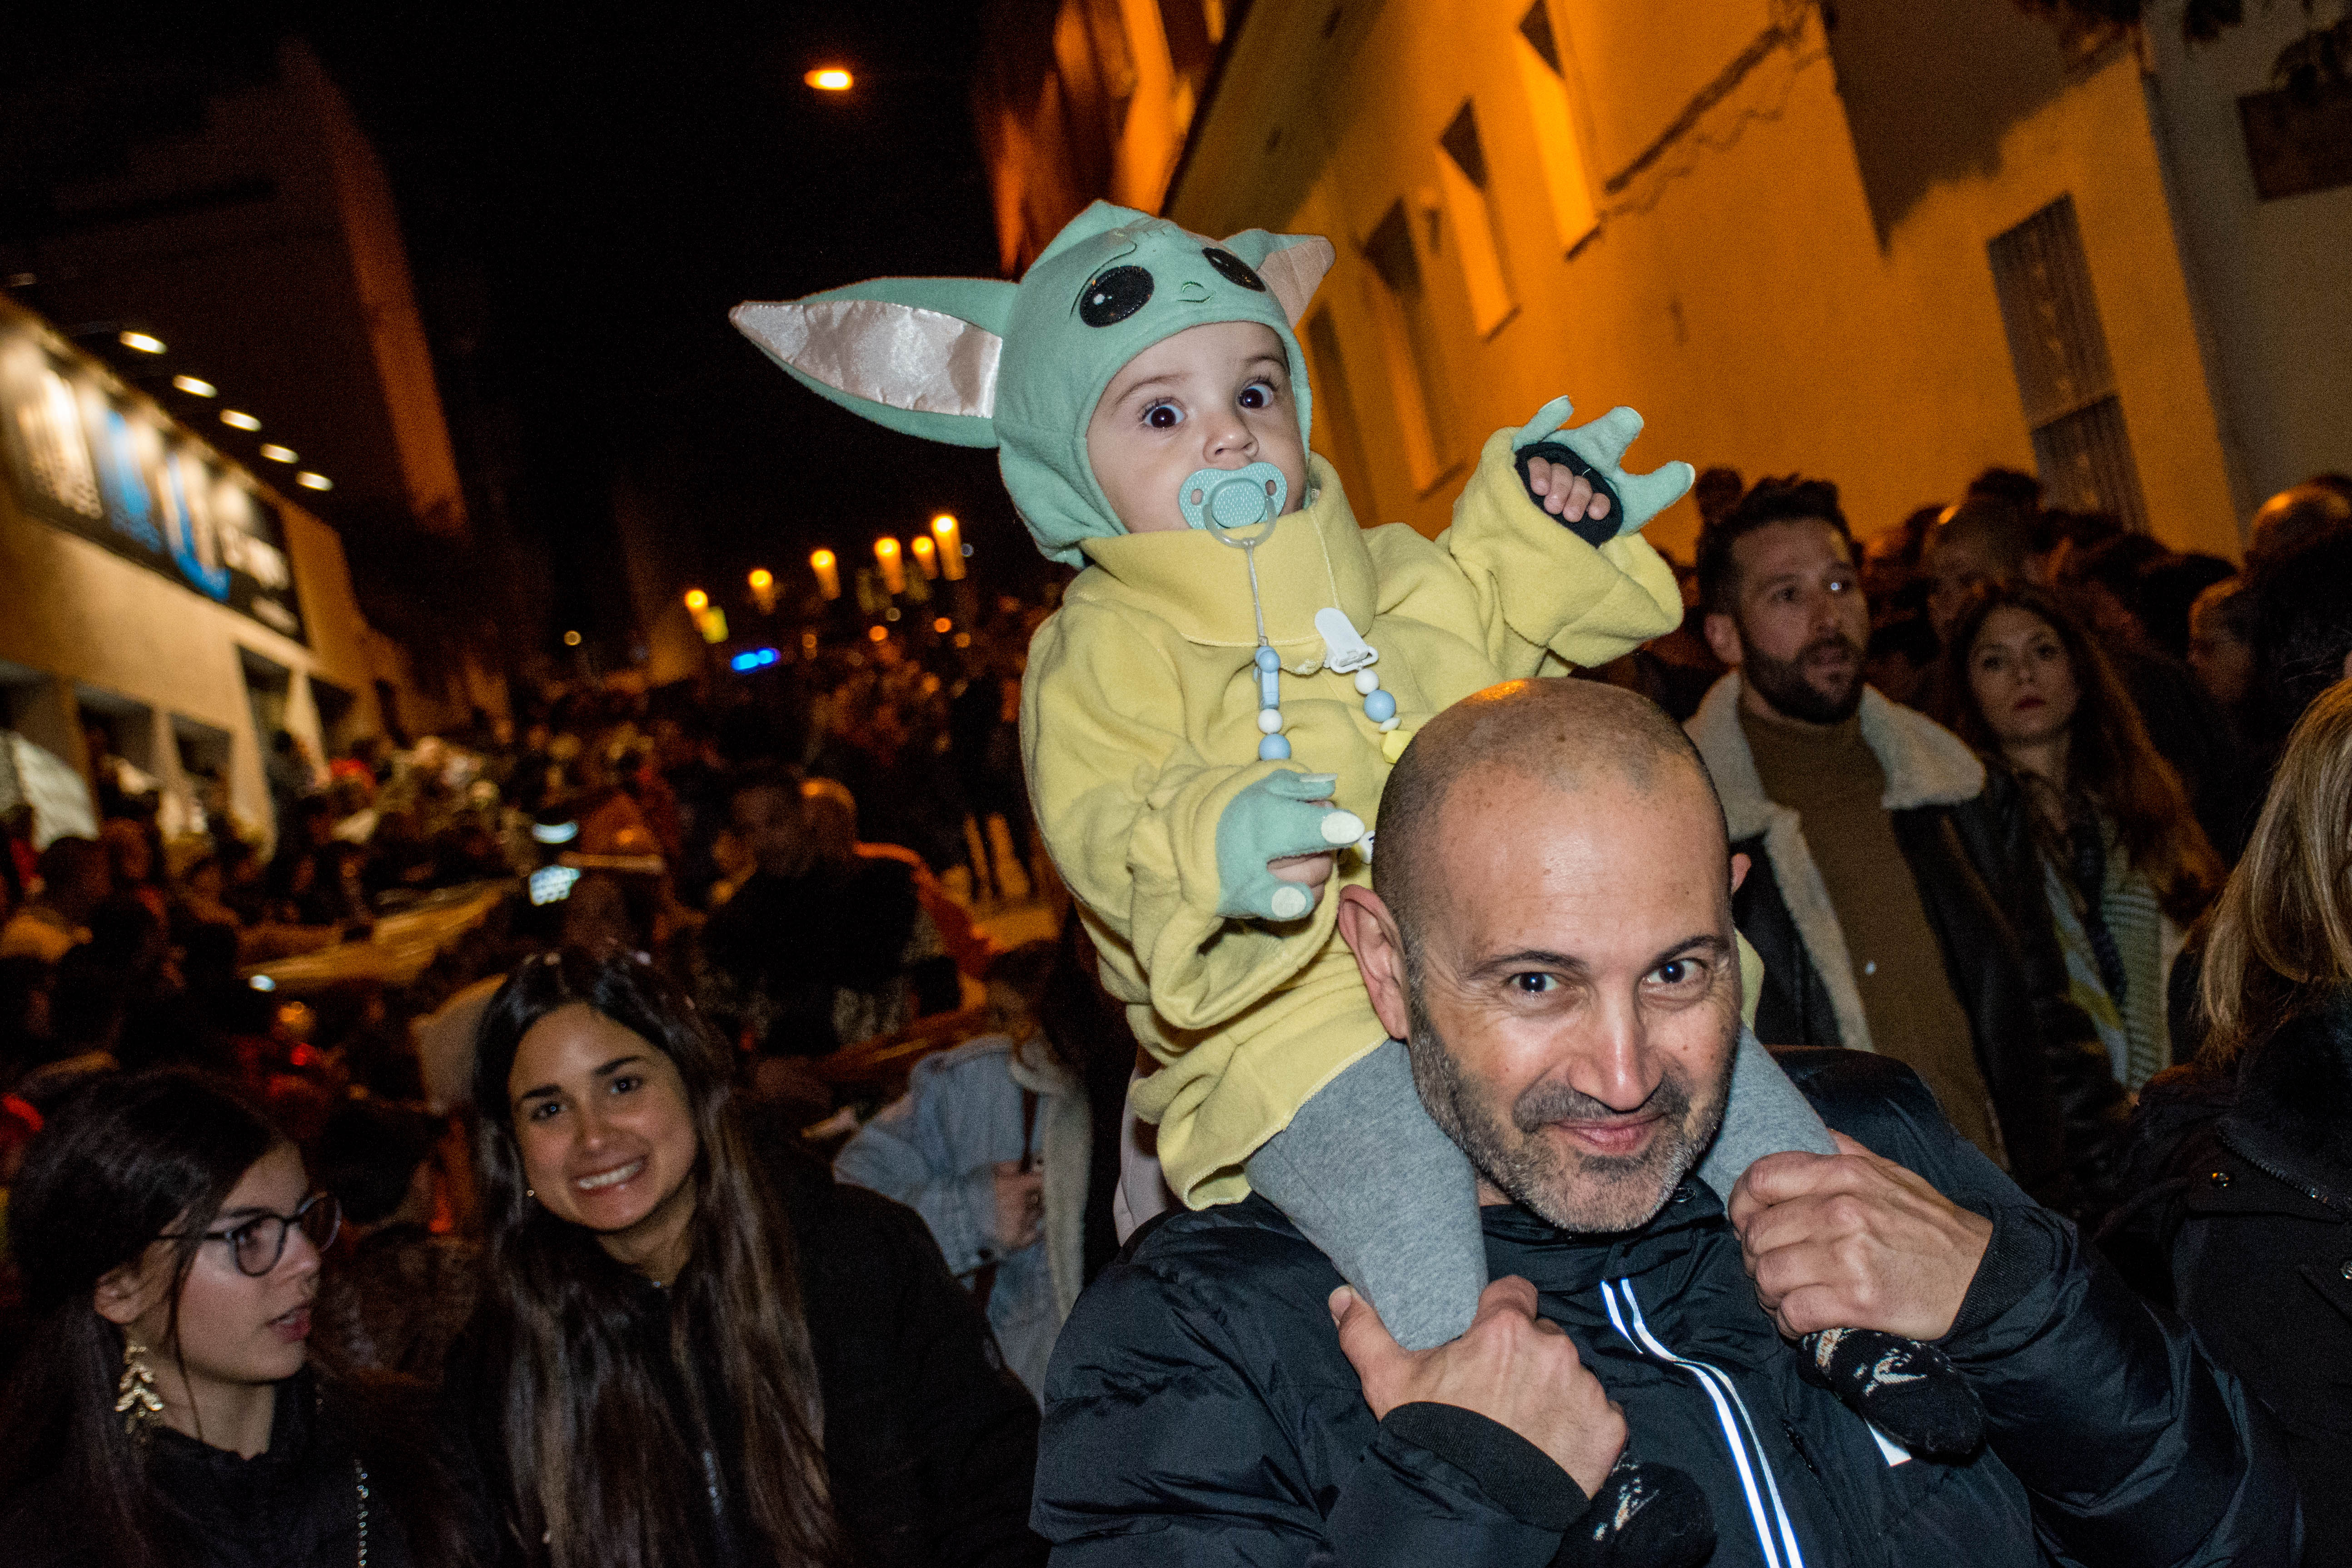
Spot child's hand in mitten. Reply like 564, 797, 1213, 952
1511, 396, 1697, 546
1215, 772, 1365, 921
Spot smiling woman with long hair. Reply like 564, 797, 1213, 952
1936, 582, 2223, 1090
0, 1070, 460, 1567
455, 946, 1043, 1568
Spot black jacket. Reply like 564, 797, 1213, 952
2103, 994, 2352, 1563
1033, 1049, 2298, 1567
2, 1370, 446, 1568
449, 1146, 1046, 1568
1687, 679, 2128, 1216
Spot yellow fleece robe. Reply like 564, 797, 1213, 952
1021, 431, 1684, 1207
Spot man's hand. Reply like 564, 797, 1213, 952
1728, 1131, 1993, 1341
992, 1161, 1044, 1251
1525, 454, 1612, 523
1330, 1275, 1625, 1499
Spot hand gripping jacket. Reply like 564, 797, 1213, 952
735, 203, 1692, 1206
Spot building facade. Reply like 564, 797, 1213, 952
979, 0, 2351, 562
0, 293, 407, 850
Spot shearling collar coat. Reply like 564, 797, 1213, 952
1686, 674, 2129, 1217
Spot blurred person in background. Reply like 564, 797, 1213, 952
2246, 478, 2351, 568
0, 837, 110, 964
0, 1070, 460, 1567
2102, 679, 2352, 1562
2187, 578, 2258, 724
452, 947, 1044, 1568
2134, 553, 2237, 666
312, 1098, 476, 1384
100, 817, 168, 927
1935, 584, 2222, 1091
2244, 524, 2352, 767
698, 770, 957, 1057
834, 940, 1086, 1398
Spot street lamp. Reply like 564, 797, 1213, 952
683, 588, 709, 613
874, 536, 906, 596
805, 67, 853, 91
931, 513, 966, 580
748, 567, 776, 613
810, 549, 841, 600
909, 534, 939, 579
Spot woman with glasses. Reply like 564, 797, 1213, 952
0, 1069, 464, 1567
453, 946, 1043, 1568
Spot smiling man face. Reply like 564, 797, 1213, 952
1340, 680, 1745, 1233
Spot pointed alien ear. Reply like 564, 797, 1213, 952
1216, 230, 1337, 328
731, 277, 1017, 449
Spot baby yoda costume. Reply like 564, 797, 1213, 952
735, 203, 1687, 1211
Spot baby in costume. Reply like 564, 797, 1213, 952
734, 202, 1980, 1464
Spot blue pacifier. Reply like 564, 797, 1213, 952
1178, 463, 1288, 537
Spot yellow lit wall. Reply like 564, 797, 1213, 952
1170, 0, 2245, 563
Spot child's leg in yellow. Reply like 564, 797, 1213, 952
1242, 1040, 1484, 1351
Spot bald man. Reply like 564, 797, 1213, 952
1033, 680, 2295, 1568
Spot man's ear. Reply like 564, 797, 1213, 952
1729, 851, 1750, 896
1703, 611, 1744, 668
1335, 886, 1413, 1042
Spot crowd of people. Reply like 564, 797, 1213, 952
0, 456, 2346, 1565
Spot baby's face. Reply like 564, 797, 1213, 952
1085, 321, 1306, 536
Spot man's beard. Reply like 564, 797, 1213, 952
1403, 976, 1730, 1235
1741, 630, 1865, 725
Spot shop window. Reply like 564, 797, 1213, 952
1302, 308, 1375, 512
1360, 200, 1451, 492
1986, 195, 2148, 530
310, 675, 363, 756
1435, 101, 1517, 337
239, 647, 293, 755
1513, 0, 1600, 256
173, 714, 232, 781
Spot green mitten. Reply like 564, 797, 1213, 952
1215, 772, 1365, 921
1510, 395, 1696, 546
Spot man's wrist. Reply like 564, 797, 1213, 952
1380, 1402, 1591, 1530
1939, 1205, 2059, 1345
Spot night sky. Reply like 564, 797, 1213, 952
6, 2, 1032, 657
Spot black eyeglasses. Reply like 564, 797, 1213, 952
176, 1192, 342, 1277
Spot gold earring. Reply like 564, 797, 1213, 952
525, 1187, 536, 1200
115, 1336, 164, 1437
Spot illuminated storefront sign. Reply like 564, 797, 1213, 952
0, 307, 306, 643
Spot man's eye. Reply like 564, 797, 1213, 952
1510, 972, 1558, 995
1144, 402, 1183, 430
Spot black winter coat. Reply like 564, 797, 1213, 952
1033, 1050, 2298, 1567
1734, 768, 2129, 1219
2102, 995, 2352, 1563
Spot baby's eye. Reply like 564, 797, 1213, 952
1144, 401, 1183, 430
1238, 381, 1275, 410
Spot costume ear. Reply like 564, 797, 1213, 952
1218, 230, 1336, 328
731, 277, 1016, 450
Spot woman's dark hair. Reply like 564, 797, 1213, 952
0, 1070, 274, 1563
1935, 582, 2222, 924
471, 947, 847, 1568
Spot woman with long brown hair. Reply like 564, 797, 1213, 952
1936, 582, 2223, 1090
454, 946, 1043, 1568
2102, 679, 2352, 1560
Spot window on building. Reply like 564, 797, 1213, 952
1986, 195, 2148, 530
1512, 0, 1600, 256
1435, 101, 1516, 336
1360, 200, 1450, 492
1302, 308, 1375, 510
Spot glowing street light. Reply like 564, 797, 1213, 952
295, 472, 332, 492
684, 587, 709, 612
809, 549, 841, 600
805, 67, 853, 91
259, 444, 297, 463
874, 536, 906, 596
172, 374, 216, 398
563, 630, 583, 647
119, 330, 166, 354
221, 409, 261, 432
932, 616, 953, 634
748, 566, 777, 613
909, 534, 939, 578
931, 513, 966, 580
